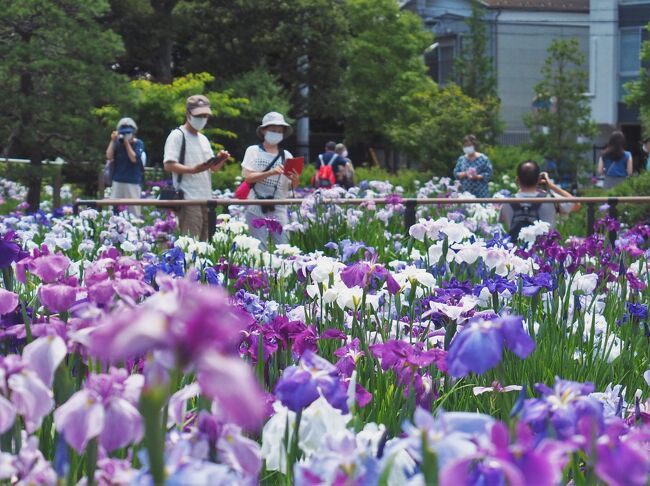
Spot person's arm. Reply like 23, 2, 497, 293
243, 166, 284, 184
453, 158, 466, 179
474, 157, 493, 182
627, 154, 634, 176
105, 132, 117, 161
543, 173, 580, 213
499, 205, 511, 229
123, 138, 137, 163
597, 157, 604, 176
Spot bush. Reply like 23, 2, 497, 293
354, 166, 432, 194
607, 172, 650, 225
484, 145, 544, 178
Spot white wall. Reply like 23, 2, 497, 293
589, 0, 619, 131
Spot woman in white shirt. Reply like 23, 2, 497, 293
241, 112, 299, 249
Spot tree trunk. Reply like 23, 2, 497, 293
150, 0, 178, 84
27, 149, 42, 212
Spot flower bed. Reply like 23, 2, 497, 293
0, 178, 648, 485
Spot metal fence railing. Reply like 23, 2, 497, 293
72, 196, 650, 245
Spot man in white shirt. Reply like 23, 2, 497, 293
163, 95, 229, 241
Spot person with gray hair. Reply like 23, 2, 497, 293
106, 117, 146, 216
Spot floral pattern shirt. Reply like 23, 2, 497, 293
453, 153, 493, 198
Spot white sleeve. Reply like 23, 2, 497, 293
241, 146, 258, 171
163, 130, 182, 163
284, 150, 294, 160
552, 191, 577, 214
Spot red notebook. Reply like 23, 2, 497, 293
284, 157, 304, 176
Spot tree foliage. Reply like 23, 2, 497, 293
387, 83, 495, 174
95, 73, 248, 165
341, 0, 433, 145
218, 68, 292, 159
523, 38, 595, 179
453, 0, 502, 142
0, 0, 126, 209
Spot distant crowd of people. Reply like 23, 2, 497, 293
104, 98, 642, 243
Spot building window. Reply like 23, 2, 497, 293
619, 27, 642, 100
424, 38, 456, 85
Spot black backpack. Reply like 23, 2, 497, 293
508, 192, 546, 240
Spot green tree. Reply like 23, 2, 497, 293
0, 0, 126, 210
625, 23, 650, 135
523, 38, 595, 180
175, 0, 347, 120
218, 68, 292, 159
104, 0, 188, 83
341, 0, 432, 147
386, 82, 494, 174
95, 73, 247, 165
453, 0, 502, 141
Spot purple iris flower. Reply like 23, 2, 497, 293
473, 277, 517, 296
520, 378, 604, 441
340, 262, 400, 295
594, 420, 650, 486
0, 231, 25, 268
370, 340, 447, 402
447, 316, 535, 378
337, 239, 373, 262
16, 251, 70, 284
334, 338, 365, 377
38, 283, 78, 313
251, 218, 283, 235
626, 302, 648, 320
521, 273, 556, 297
440, 421, 572, 486
54, 368, 144, 453
274, 350, 348, 413
0, 288, 19, 316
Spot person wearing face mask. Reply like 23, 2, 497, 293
163, 95, 230, 241
106, 117, 146, 216
453, 134, 493, 198
241, 112, 299, 249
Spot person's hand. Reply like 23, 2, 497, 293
216, 150, 230, 163
268, 166, 284, 177
111, 131, 118, 142
288, 169, 300, 186
458, 171, 466, 179
466, 167, 478, 179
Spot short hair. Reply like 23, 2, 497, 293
517, 160, 541, 188
463, 134, 479, 150
335, 143, 346, 154
325, 141, 337, 151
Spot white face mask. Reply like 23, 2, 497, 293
264, 131, 283, 145
125, 133, 134, 141
463, 146, 475, 155
189, 115, 208, 131
342, 150, 348, 158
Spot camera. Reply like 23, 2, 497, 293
259, 195, 275, 213
118, 133, 125, 141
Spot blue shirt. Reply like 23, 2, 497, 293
112, 139, 145, 184
453, 153, 493, 198
603, 151, 630, 178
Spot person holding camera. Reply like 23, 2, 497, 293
106, 117, 146, 216
241, 112, 299, 249
163, 95, 230, 241
499, 160, 578, 240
